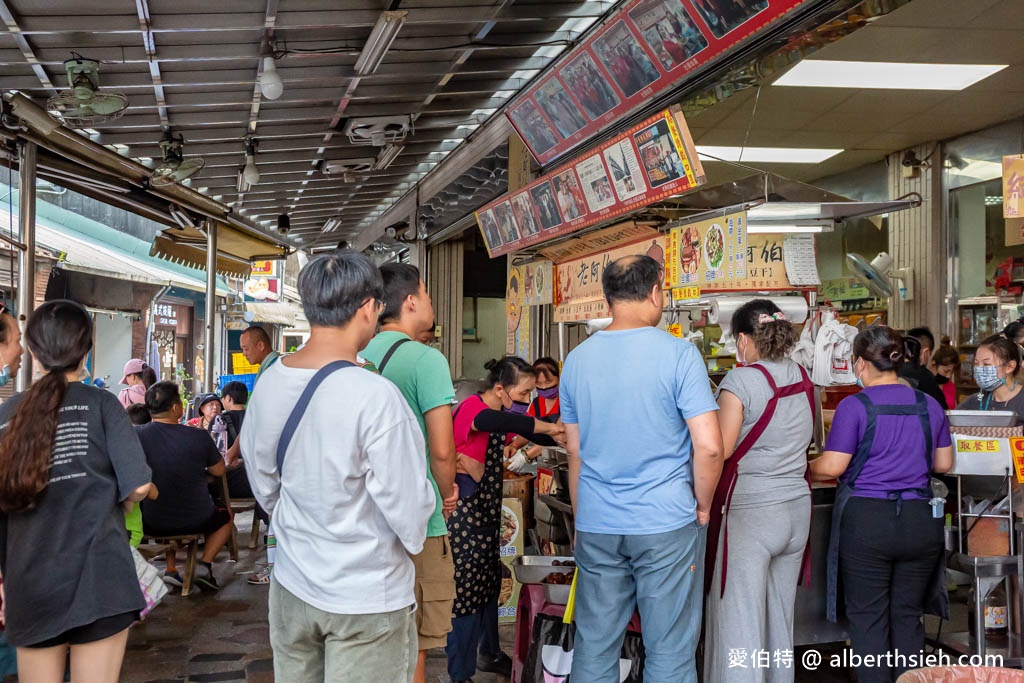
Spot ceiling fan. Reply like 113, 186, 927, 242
150, 133, 206, 187
46, 53, 128, 127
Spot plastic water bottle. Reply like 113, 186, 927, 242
211, 414, 228, 460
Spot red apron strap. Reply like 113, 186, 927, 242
705, 363, 779, 597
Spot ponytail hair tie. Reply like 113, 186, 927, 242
757, 312, 787, 324
889, 350, 902, 361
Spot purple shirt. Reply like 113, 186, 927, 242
824, 384, 951, 499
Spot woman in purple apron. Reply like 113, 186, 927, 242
704, 299, 815, 683
811, 326, 953, 683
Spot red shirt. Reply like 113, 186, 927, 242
528, 396, 560, 420
454, 394, 488, 464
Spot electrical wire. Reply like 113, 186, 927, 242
271, 37, 572, 59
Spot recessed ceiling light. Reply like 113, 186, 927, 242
774, 60, 1008, 91
697, 146, 842, 163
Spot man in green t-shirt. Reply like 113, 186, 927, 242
362, 263, 458, 683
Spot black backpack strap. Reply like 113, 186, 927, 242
378, 337, 412, 374
276, 360, 355, 474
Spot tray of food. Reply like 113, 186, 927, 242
512, 556, 575, 585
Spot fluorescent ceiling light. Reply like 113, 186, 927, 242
354, 10, 407, 76
774, 60, 1007, 91
747, 223, 830, 234
748, 203, 823, 221
697, 146, 842, 164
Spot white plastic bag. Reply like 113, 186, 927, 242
130, 545, 168, 618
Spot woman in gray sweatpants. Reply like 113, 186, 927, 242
703, 300, 814, 683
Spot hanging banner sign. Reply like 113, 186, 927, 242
477, 106, 704, 258
1004, 155, 1024, 219
522, 260, 554, 306
506, 0, 813, 166
554, 236, 668, 322
665, 211, 794, 291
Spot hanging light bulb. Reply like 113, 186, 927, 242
242, 138, 260, 186
259, 56, 283, 100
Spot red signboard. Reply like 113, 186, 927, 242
476, 106, 705, 258
507, 0, 810, 166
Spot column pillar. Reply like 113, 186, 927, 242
887, 143, 945, 332
16, 141, 36, 392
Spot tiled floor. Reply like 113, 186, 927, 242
120, 513, 509, 683
120, 513, 972, 682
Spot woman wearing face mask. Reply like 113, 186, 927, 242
957, 334, 1024, 423
446, 357, 564, 683
704, 300, 814, 683
810, 325, 953, 683
505, 356, 562, 473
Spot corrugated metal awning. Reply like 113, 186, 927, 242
151, 224, 279, 279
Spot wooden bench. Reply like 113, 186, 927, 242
229, 497, 262, 550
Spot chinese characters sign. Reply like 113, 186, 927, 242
1004, 155, 1024, 219
506, 0, 812, 165
243, 260, 282, 302
477, 107, 704, 258
554, 237, 668, 322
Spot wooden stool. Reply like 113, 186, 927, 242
230, 497, 262, 549
138, 534, 201, 597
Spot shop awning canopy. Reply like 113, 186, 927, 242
0, 185, 229, 295
151, 224, 283, 279
661, 173, 918, 225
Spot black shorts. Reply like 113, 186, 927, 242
27, 611, 137, 648
145, 507, 231, 538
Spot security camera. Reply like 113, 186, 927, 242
385, 226, 398, 239
277, 213, 290, 235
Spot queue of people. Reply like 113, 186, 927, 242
0, 247, 1017, 683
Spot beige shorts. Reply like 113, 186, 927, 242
412, 534, 456, 650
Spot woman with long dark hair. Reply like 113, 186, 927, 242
704, 300, 814, 683
0, 300, 153, 682
446, 357, 564, 683
957, 334, 1024, 424
811, 325, 952, 683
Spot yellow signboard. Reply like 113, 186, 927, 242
956, 438, 1001, 453
1010, 437, 1024, 484
672, 286, 701, 302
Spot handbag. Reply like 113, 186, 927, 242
130, 545, 168, 619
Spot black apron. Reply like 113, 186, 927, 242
449, 430, 505, 618
825, 390, 948, 622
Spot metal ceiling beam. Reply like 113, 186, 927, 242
11, 5, 610, 36
135, 0, 170, 129
0, 0, 55, 90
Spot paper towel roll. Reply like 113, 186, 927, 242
709, 296, 809, 339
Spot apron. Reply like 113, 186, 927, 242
449, 429, 505, 618
825, 390, 948, 622
705, 363, 816, 598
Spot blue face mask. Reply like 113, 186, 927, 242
974, 366, 1004, 392
0, 363, 10, 387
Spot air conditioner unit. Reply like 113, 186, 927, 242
321, 158, 376, 179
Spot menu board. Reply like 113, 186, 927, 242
498, 498, 525, 623
554, 236, 669, 322
477, 106, 704, 258
665, 212, 796, 291
665, 211, 747, 291
507, 0, 813, 165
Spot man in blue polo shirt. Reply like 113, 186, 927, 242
560, 254, 724, 682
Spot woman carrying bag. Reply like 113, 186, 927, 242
811, 326, 953, 683
704, 300, 815, 683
